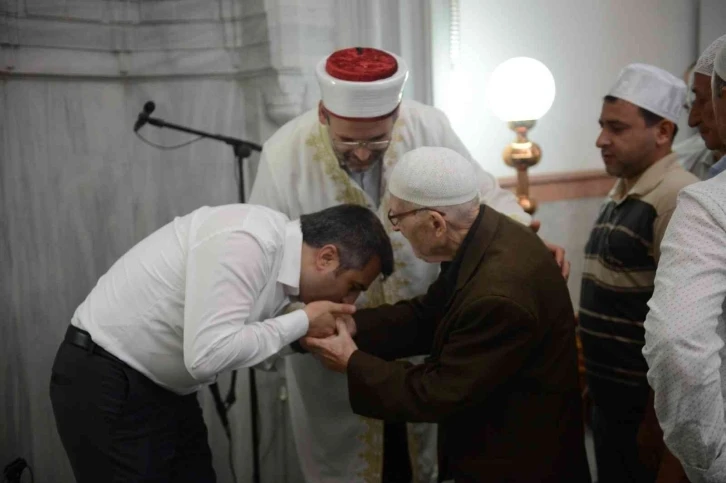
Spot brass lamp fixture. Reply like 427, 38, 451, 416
503, 120, 542, 214
487, 57, 556, 214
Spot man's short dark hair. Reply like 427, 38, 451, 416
604, 95, 679, 141
300, 204, 394, 277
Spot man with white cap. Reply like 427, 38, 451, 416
578, 63, 699, 483
715, 44, 726, 144
303, 146, 590, 483
675, 35, 726, 179
674, 59, 720, 180
641, 42, 726, 483
248, 47, 569, 482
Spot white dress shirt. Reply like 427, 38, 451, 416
643, 171, 726, 483
72, 204, 309, 395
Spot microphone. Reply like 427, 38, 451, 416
133, 101, 156, 132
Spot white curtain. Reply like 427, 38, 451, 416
0, 76, 259, 481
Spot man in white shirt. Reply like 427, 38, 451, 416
248, 46, 569, 483
49, 203, 393, 483
642, 43, 726, 483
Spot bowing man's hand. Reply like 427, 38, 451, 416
529, 220, 571, 281
304, 320, 358, 373
303, 301, 356, 338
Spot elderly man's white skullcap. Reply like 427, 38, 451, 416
388, 147, 480, 207
715, 42, 726, 83
695, 34, 726, 77
607, 63, 686, 124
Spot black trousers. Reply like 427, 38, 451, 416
382, 421, 413, 483
588, 378, 653, 483
49, 330, 216, 483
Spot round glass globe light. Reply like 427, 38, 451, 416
486, 57, 556, 122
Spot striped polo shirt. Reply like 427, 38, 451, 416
579, 152, 698, 389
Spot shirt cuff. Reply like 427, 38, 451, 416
276, 309, 309, 346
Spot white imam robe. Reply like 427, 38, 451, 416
248, 100, 531, 483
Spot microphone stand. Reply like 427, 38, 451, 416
137, 109, 262, 483
143, 114, 262, 202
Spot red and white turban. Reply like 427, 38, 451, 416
316, 47, 409, 120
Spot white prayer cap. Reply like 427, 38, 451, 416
695, 34, 726, 76
607, 63, 686, 123
316, 47, 409, 120
715, 42, 726, 81
388, 147, 479, 207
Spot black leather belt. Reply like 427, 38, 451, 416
64, 325, 123, 363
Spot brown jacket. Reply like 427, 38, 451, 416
349, 206, 591, 483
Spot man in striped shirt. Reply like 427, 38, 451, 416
579, 64, 699, 483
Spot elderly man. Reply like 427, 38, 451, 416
49, 203, 392, 483
674, 45, 726, 181
578, 63, 699, 483
642, 42, 726, 483
248, 46, 569, 482
305, 147, 590, 483
682, 35, 726, 179
674, 62, 704, 174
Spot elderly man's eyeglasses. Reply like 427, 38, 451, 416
332, 139, 392, 153
387, 208, 446, 226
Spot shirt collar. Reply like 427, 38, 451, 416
278, 220, 302, 296
609, 152, 680, 203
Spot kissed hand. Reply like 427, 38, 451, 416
304, 320, 358, 373
338, 314, 357, 337
303, 301, 356, 338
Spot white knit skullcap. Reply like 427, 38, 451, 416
695, 34, 726, 76
715, 42, 726, 82
388, 147, 480, 207
607, 63, 686, 123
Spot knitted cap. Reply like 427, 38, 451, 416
607, 63, 686, 123
696, 34, 726, 76
388, 147, 480, 207
715, 41, 726, 82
